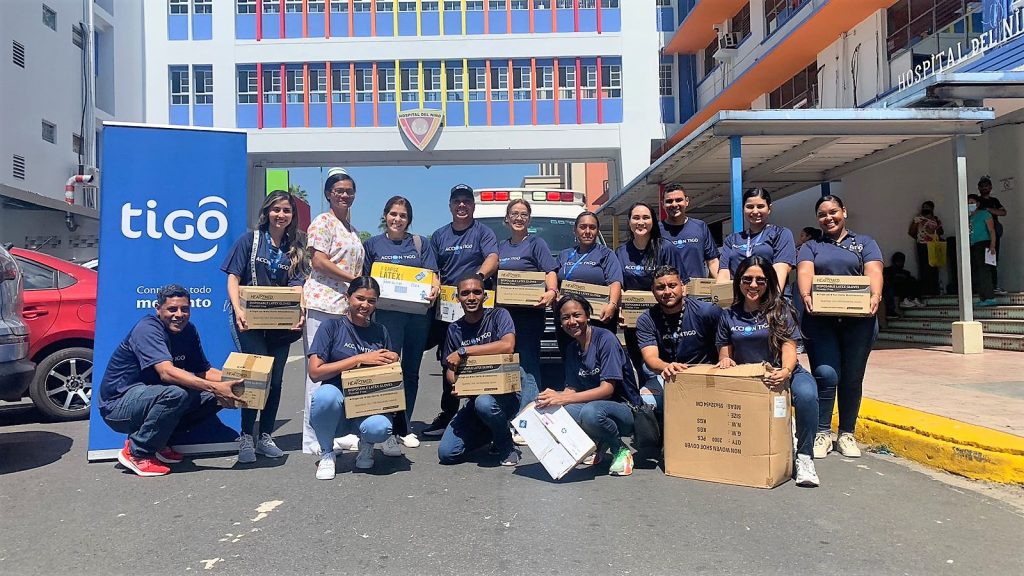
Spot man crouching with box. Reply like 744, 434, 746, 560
437, 275, 522, 467
99, 284, 245, 477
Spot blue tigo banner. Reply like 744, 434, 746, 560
87, 124, 247, 460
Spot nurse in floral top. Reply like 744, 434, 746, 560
301, 170, 366, 454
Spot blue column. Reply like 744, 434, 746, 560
730, 135, 743, 233
820, 181, 831, 197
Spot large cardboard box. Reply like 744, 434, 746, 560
222, 352, 274, 410
436, 285, 495, 322
620, 290, 657, 328
514, 404, 597, 480
453, 353, 522, 396
664, 363, 793, 489
559, 280, 611, 309
340, 364, 405, 419
370, 262, 435, 315
496, 270, 548, 307
688, 279, 734, 308
811, 275, 872, 316
239, 286, 302, 329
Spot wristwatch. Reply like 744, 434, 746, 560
458, 346, 468, 358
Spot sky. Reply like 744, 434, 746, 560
288, 164, 538, 235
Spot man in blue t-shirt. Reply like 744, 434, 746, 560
660, 184, 720, 282
99, 285, 245, 477
437, 275, 521, 467
424, 184, 500, 437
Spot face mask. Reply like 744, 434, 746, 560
968, 204, 978, 213
921, 209, 933, 216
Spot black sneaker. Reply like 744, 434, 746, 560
421, 413, 451, 438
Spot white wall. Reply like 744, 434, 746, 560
619, 0, 666, 185
817, 10, 888, 108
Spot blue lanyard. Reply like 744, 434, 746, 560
264, 231, 284, 278
744, 227, 768, 257
564, 246, 592, 280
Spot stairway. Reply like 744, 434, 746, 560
877, 293, 1024, 352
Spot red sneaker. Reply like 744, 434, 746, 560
155, 446, 184, 464
118, 443, 170, 477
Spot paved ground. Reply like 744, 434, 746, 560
2, 348, 1023, 576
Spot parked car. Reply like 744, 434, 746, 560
0, 246, 34, 403
9, 248, 96, 421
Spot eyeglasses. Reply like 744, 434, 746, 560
740, 276, 767, 286
330, 188, 356, 196
508, 212, 530, 220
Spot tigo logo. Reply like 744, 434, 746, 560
120, 196, 229, 263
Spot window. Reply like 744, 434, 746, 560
489, 1, 507, 9
263, 1, 280, 13
376, 1, 394, 12
423, 67, 442, 101
332, 66, 351, 102
732, 3, 751, 40
886, 0, 972, 57
600, 0, 619, 7
656, 0, 672, 6
399, 1, 418, 11
170, 66, 190, 104
446, 65, 464, 101
263, 68, 281, 103
468, 66, 486, 101
537, 65, 553, 99
285, 0, 303, 12
580, 64, 597, 98
237, 0, 257, 14
286, 68, 304, 103
12, 155, 26, 180
193, 0, 212, 14
355, 68, 373, 102
169, 0, 189, 15
330, 1, 349, 12
237, 68, 258, 103
765, 0, 809, 35
377, 67, 396, 102
310, 68, 327, 103
558, 65, 575, 99
511, 0, 529, 9
16, 259, 57, 291
768, 61, 819, 109
194, 66, 213, 104
535, 0, 551, 8
601, 64, 621, 98
465, 1, 484, 10
43, 5, 57, 31
72, 24, 84, 48
702, 36, 717, 78
72, 133, 83, 155
352, 1, 371, 12
490, 66, 509, 101
556, 0, 573, 8
659, 63, 673, 96
12, 40, 25, 68
42, 121, 56, 144
444, 1, 462, 10
401, 68, 419, 102
422, 1, 439, 10
512, 66, 531, 100
309, 0, 326, 11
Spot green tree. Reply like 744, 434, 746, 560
288, 184, 308, 201
358, 231, 372, 243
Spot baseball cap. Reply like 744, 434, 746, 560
327, 167, 349, 177
449, 184, 474, 201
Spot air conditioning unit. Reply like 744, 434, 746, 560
713, 32, 741, 61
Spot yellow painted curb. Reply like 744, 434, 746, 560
835, 398, 1024, 484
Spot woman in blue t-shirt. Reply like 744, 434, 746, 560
362, 196, 441, 454
555, 212, 623, 352
497, 199, 558, 411
716, 256, 820, 487
537, 295, 642, 477
307, 276, 399, 480
222, 190, 308, 465
717, 188, 796, 293
797, 195, 883, 461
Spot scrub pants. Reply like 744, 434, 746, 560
563, 400, 634, 450
101, 384, 221, 457
437, 393, 520, 464
229, 309, 293, 437
376, 309, 432, 436
309, 384, 393, 455
510, 308, 546, 411
802, 314, 877, 435
302, 308, 344, 454
970, 242, 995, 301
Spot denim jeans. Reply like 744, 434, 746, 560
563, 400, 634, 450
802, 314, 877, 434
790, 365, 819, 457
100, 384, 221, 457
970, 242, 995, 301
302, 309, 344, 453
376, 309, 432, 436
437, 392, 520, 464
510, 308, 545, 411
229, 309, 292, 437
309, 384, 393, 454
641, 372, 665, 414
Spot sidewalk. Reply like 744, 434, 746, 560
823, 343, 1024, 484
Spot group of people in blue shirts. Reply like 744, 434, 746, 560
97, 177, 883, 489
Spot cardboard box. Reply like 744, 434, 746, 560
811, 275, 872, 316
239, 286, 302, 329
619, 290, 657, 328
688, 278, 734, 308
559, 280, 611, 309
370, 262, 435, 314
222, 352, 274, 410
340, 363, 405, 419
436, 285, 495, 323
664, 363, 793, 489
496, 270, 548, 307
453, 353, 522, 396
514, 404, 597, 480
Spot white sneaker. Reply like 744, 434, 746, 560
398, 433, 420, 448
836, 433, 862, 457
795, 454, 820, 487
254, 433, 284, 458
900, 298, 918, 309
355, 440, 375, 469
381, 435, 403, 457
315, 452, 336, 480
512, 429, 528, 446
813, 432, 832, 459
333, 433, 359, 452
912, 298, 926, 307
237, 434, 256, 464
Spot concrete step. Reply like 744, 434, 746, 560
921, 293, 1024, 307
877, 329, 1024, 352
901, 306, 1024, 320
886, 318, 1024, 335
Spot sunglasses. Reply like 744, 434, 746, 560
740, 276, 767, 286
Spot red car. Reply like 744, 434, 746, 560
9, 248, 96, 421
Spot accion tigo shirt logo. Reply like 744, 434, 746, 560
120, 196, 229, 263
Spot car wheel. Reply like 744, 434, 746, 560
28, 347, 93, 422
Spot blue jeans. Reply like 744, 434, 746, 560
790, 365, 819, 457
563, 400, 634, 450
802, 314, 877, 434
375, 309, 432, 436
437, 393, 520, 464
308, 384, 393, 453
641, 372, 665, 415
100, 384, 221, 457
229, 309, 292, 437
510, 308, 545, 411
